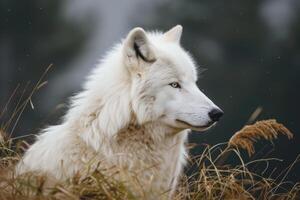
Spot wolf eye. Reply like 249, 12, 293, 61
169, 82, 181, 89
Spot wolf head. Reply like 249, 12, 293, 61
122, 25, 223, 132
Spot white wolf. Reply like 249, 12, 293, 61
16, 25, 223, 199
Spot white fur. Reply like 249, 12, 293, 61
16, 25, 221, 199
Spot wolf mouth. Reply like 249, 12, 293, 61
175, 119, 215, 129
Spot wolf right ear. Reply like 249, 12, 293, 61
123, 27, 156, 68
163, 25, 183, 43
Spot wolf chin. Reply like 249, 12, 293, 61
16, 25, 223, 199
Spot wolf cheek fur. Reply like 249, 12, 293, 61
16, 25, 223, 199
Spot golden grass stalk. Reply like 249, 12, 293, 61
228, 119, 293, 156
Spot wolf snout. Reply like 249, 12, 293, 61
208, 108, 224, 122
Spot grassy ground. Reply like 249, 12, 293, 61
1, 117, 299, 199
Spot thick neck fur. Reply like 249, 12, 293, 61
62, 64, 188, 196
63, 44, 184, 153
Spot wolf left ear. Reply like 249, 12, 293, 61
163, 25, 183, 43
123, 27, 156, 68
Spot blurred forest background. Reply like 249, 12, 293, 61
1, 0, 299, 181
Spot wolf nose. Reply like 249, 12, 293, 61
209, 108, 224, 122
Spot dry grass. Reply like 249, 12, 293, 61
173, 141, 300, 200
0, 120, 299, 200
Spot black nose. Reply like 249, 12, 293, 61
209, 108, 224, 122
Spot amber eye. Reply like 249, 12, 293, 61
169, 82, 181, 89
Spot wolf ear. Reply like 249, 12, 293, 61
163, 25, 183, 43
123, 27, 155, 68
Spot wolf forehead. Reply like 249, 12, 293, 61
128, 28, 199, 82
